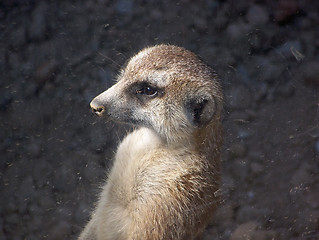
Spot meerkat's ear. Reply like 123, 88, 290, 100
185, 95, 216, 127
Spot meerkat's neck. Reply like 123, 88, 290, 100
157, 118, 222, 161
153, 117, 223, 159
194, 119, 223, 161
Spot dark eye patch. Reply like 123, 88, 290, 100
131, 81, 164, 100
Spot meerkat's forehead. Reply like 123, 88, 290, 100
120, 45, 217, 89
122, 45, 179, 86
130, 47, 154, 64
128, 45, 197, 66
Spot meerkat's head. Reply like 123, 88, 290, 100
90, 44, 223, 144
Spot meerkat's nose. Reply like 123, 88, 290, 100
90, 99, 105, 116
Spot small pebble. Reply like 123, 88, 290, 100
226, 21, 251, 40
250, 162, 265, 175
28, 2, 48, 40
10, 25, 26, 48
230, 221, 258, 240
34, 60, 58, 84
48, 220, 72, 240
301, 61, 319, 89
230, 159, 248, 180
115, 0, 133, 13
290, 165, 312, 188
226, 85, 252, 110
229, 143, 247, 158
210, 204, 234, 228
246, 4, 269, 25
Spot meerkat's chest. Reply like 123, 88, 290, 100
103, 128, 165, 203
114, 127, 163, 164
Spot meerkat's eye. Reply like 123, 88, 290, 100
136, 85, 158, 97
144, 86, 158, 96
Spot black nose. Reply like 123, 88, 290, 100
90, 100, 105, 116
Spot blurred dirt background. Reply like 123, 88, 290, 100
0, 0, 319, 239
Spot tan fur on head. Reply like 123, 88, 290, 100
79, 44, 223, 240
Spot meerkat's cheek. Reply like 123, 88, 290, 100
129, 109, 153, 127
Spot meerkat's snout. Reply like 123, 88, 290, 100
90, 99, 105, 116
90, 87, 115, 117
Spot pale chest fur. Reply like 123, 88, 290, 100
108, 127, 164, 198
105, 127, 193, 202
114, 127, 164, 170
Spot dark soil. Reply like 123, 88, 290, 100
0, 0, 318, 239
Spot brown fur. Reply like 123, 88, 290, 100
79, 44, 223, 240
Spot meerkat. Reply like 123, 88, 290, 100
79, 44, 223, 240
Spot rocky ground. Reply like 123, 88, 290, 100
0, 0, 318, 239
